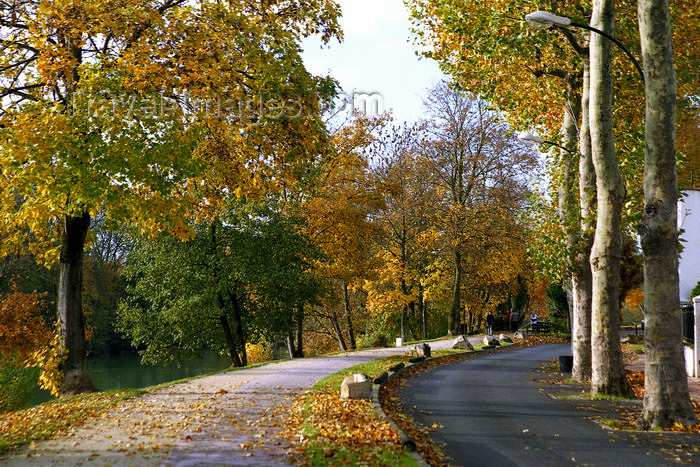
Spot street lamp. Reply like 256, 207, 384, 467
517, 131, 574, 154
525, 11, 645, 84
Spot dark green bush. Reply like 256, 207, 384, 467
0, 359, 39, 413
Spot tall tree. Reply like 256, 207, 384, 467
572, 61, 596, 382
0, 1, 340, 394
304, 115, 386, 351
369, 123, 434, 341
637, 0, 697, 428
588, 0, 633, 397
421, 82, 537, 335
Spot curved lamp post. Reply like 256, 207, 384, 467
517, 131, 574, 154
525, 10, 645, 84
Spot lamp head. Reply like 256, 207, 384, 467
525, 11, 572, 30
517, 131, 545, 144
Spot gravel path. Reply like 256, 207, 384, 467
1, 339, 457, 466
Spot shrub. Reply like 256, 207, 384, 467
356, 315, 395, 349
245, 342, 272, 364
0, 360, 38, 413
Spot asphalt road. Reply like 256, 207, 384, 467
399, 344, 699, 467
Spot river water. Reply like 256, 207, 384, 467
31, 351, 233, 406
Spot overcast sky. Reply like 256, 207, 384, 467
300, 0, 445, 124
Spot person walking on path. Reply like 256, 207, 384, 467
509, 309, 519, 331
486, 313, 495, 336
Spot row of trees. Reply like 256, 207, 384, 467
0, 80, 542, 387
117, 83, 540, 369
405, 0, 699, 428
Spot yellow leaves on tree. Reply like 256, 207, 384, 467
624, 287, 644, 310
244, 343, 272, 365
0, 286, 63, 395
305, 115, 388, 283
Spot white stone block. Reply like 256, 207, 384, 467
340, 373, 373, 400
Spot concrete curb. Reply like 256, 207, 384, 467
371, 363, 428, 467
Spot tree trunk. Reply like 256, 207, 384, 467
329, 309, 348, 351
558, 81, 580, 334
572, 61, 595, 383
287, 329, 296, 360
588, 0, 633, 397
342, 281, 356, 349
400, 307, 408, 342
229, 292, 247, 366
449, 250, 462, 335
419, 283, 427, 340
400, 272, 410, 342
295, 304, 305, 358
219, 313, 243, 367
637, 0, 697, 428
57, 212, 97, 395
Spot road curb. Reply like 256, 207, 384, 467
371, 364, 428, 467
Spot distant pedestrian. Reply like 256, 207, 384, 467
486, 313, 495, 336
509, 309, 519, 331
531, 313, 538, 326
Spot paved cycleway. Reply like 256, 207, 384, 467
399, 343, 700, 467
2, 339, 458, 466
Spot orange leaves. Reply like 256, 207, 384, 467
0, 286, 52, 365
623, 288, 644, 310
285, 390, 401, 460
0, 285, 64, 395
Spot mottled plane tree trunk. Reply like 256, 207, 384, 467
637, 0, 697, 429
572, 61, 595, 383
588, 0, 634, 397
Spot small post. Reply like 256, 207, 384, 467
694, 296, 700, 378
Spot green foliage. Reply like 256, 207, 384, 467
546, 282, 569, 333
621, 304, 644, 327
0, 360, 38, 413
118, 199, 322, 366
690, 281, 700, 300
522, 190, 569, 284
356, 316, 394, 349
